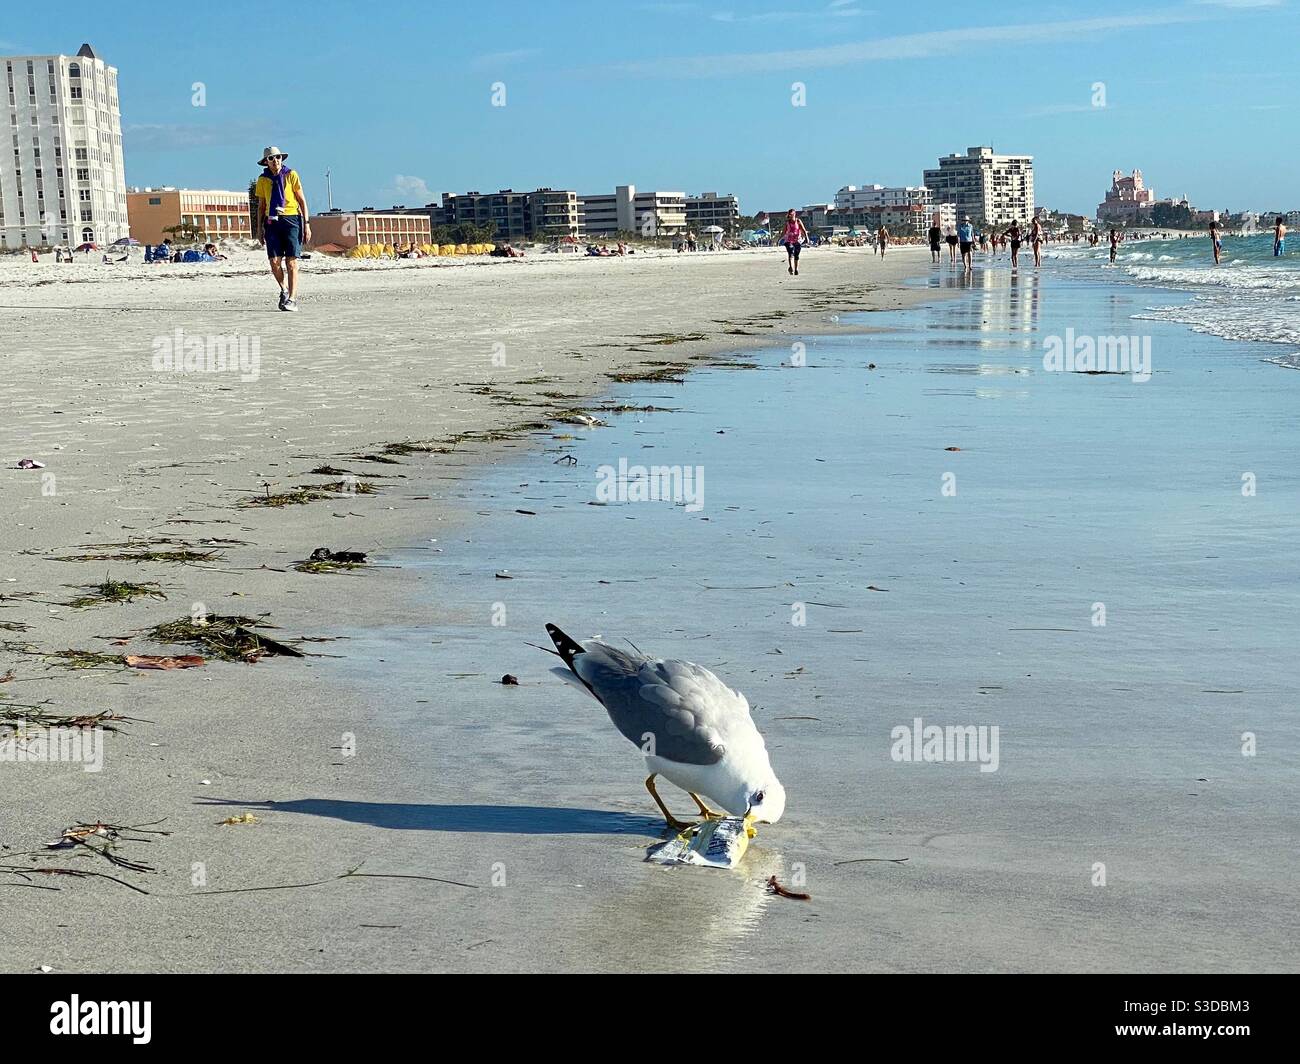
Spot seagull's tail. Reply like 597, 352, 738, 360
545, 622, 586, 672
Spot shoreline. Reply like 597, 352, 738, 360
1, 244, 944, 972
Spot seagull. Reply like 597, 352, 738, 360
545, 623, 786, 831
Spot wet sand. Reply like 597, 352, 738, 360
1, 243, 942, 972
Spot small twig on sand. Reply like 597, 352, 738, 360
833, 857, 910, 866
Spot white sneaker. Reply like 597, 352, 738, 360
281, 298, 299, 312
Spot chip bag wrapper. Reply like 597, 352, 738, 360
648, 816, 755, 869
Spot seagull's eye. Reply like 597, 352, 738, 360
752, 790, 765, 804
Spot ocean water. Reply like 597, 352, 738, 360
1044, 233, 1300, 365
326, 256, 1300, 969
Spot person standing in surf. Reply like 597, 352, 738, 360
1029, 217, 1044, 267
254, 146, 311, 311
1109, 228, 1120, 265
1274, 217, 1287, 257
1008, 222, 1023, 268
1209, 220, 1222, 266
781, 209, 808, 275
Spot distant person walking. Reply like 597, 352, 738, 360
1209, 220, 1222, 266
928, 221, 942, 263
878, 224, 890, 258
254, 146, 311, 311
1030, 217, 1044, 266
781, 209, 808, 275
945, 226, 958, 263
958, 215, 975, 272
1274, 216, 1287, 257
1109, 228, 1120, 264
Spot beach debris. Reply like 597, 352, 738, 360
218, 813, 260, 826
38, 965, 53, 973
44, 649, 128, 671
65, 578, 166, 609
944, 446, 962, 452
124, 654, 205, 670
553, 454, 578, 465
866, 585, 890, 592
649, 816, 755, 869
0, 819, 175, 894
16, 458, 45, 469
867, 363, 877, 370
310, 547, 367, 564
516, 509, 536, 516
500, 674, 520, 686
0, 669, 14, 684
767, 875, 812, 901
833, 857, 909, 866
495, 571, 512, 579
143, 615, 306, 662
52, 538, 220, 564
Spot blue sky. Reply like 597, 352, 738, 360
4, 0, 1296, 215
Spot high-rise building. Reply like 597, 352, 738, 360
1, 43, 128, 249
126, 187, 252, 245
834, 184, 932, 212
580, 185, 687, 237
923, 146, 1034, 228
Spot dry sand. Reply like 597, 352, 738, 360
0, 244, 936, 972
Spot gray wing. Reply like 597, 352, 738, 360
573, 642, 749, 766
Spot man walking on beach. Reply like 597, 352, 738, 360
958, 215, 975, 273
254, 146, 311, 312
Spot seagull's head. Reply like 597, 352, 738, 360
746, 776, 786, 824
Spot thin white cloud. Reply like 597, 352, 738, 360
393, 175, 433, 201
1194, 0, 1283, 8
606, 11, 1208, 77
1023, 102, 1109, 118
711, 2, 868, 22
471, 48, 541, 70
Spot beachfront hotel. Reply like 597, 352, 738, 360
580, 185, 688, 237
0, 43, 128, 249
1097, 169, 1157, 223
834, 184, 933, 212
126, 187, 252, 245
684, 192, 742, 235
923, 146, 1034, 228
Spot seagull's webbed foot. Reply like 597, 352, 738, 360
689, 792, 725, 820
645, 774, 696, 833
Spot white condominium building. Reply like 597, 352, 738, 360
923, 146, 1034, 228
0, 43, 128, 249
580, 184, 687, 237
834, 184, 933, 212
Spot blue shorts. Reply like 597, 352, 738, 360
265, 216, 303, 259
1275, 241, 1285, 256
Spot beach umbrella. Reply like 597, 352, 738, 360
112, 237, 141, 246
703, 225, 724, 234
75, 242, 98, 251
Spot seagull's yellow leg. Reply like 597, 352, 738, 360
645, 774, 694, 832
689, 792, 724, 819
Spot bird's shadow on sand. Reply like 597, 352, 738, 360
195, 797, 666, 837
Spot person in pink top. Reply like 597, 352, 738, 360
781, 209, 809, 275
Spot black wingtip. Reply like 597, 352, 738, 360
545, 623, 586, 670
